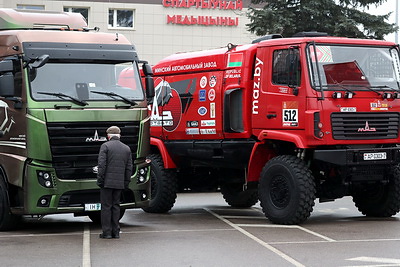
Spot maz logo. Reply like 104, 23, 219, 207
85, 130, 107, 142
358, 121, 376, 132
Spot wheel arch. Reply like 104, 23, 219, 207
0, 165, 21, 208
247, 140, 297, 182
0, 165, 9, 189
257, 130, 308, 148
0, 164, 12, 212
150, 137, 177, 169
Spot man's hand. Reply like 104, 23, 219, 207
97, 179, 104, 188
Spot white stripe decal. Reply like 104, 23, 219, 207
0, 141, 26, 149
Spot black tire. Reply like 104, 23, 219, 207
0, 178, 21, 231
88, 209, 125, 224
352, 164, 400, 217
142, 154, 178, 213
258, 155, 316, 225
220, 183, 258, 208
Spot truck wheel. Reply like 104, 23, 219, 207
352, 164, 400, 217
142, 154, 178, 213
258, 155, 316, 225
88, 209, 125, 224
0, 178, 21, 231
220, 183, 258, 208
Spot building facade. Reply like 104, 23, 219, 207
0, 0, 258, 64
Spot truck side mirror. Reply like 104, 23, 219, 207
0, 73, 15, 97
142, 62, 155, 99
145, 76, 155, 99
142, 63, 153, 76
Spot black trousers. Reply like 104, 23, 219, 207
100, 188, 122, 236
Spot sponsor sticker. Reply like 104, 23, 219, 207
186, 128, 200, 135
209, 75, 217, 87
200, 76, 207, 88
199, 89, 206, 102
201, 120, 216, 127
198, 106, 207, 116
370, 100, 388, 111
186, 121, 199, 127
200, 129, 216, 134
208, 89, 216, 101
210, 103, 216, 118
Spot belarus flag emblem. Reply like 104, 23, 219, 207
227, 53, 243, 67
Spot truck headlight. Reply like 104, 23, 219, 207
37, 171, 54, 188
137, 167, 149, 184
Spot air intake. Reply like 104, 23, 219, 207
331, 112, 399, 140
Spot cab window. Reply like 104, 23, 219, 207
272, 48, 301, 86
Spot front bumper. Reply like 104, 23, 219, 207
313, 146, 400, 166
20, 160, 151, 215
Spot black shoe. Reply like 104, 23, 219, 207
99, 233, 112, 239
112, 233, 120, 239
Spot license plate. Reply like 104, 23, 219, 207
363, 152, 387, 161
84, 203, 101, 211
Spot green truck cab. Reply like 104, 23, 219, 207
0, 8, 154, 230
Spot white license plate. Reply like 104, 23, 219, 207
363, 152, 387, 161
84, 203, 101, 211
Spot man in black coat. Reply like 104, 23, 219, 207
97, 126, 133, 239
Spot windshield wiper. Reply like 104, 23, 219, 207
367, 85, 400, 98
37, 92, 88, 106
325, 84, 384, 96
370, 85, 399, 91
90, 91, 137, 106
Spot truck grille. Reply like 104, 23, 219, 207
47, 121, 140, 180
331, 112, 399, 140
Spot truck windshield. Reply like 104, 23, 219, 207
30, 61, 144, 102
307, 45, 400, 91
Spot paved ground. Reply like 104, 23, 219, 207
1, 192, 400, 267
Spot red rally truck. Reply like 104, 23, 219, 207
144, 32, 400, 224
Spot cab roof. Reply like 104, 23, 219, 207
0, 8, 87, 30
153, 36, 397, 75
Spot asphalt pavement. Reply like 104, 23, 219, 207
1, 192, 400, 267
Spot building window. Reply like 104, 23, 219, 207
108, 9, 134, 29
63, 7, 89, 23
17, 5, 44, 10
